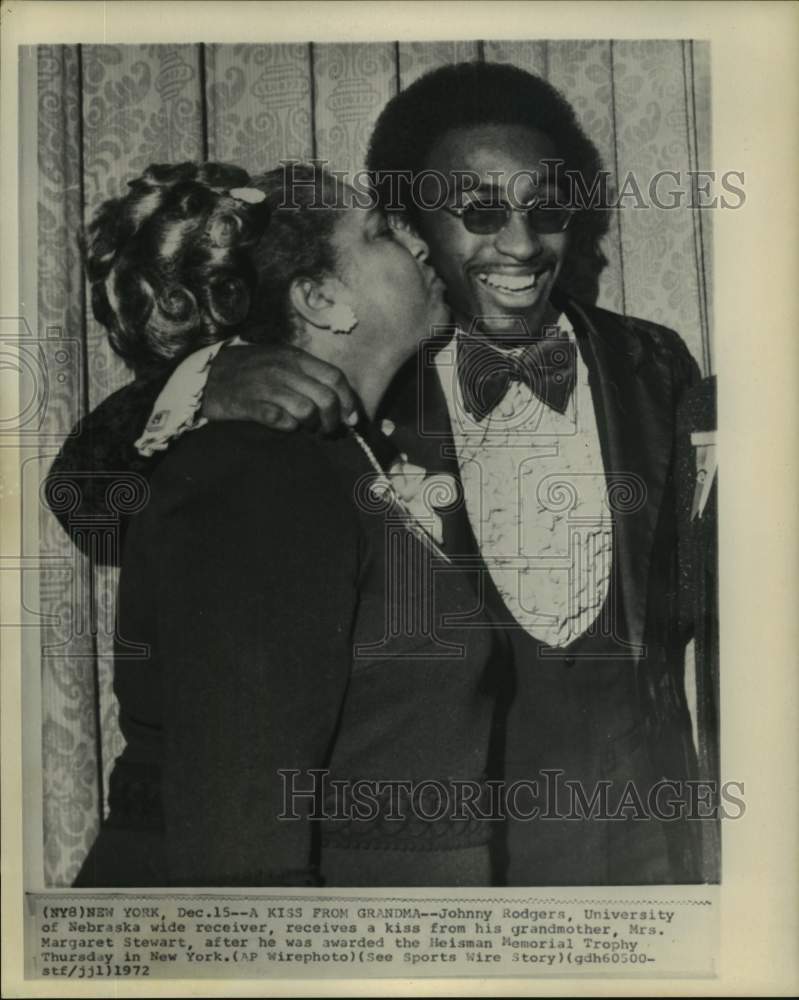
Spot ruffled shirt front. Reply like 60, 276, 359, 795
434, 316, 613, 648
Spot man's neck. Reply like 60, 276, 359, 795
453, 301, 564, 346
454, 317, 568, 353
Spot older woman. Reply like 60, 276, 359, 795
73, 161, 509, 888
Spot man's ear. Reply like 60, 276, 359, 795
288, 276, 336, 331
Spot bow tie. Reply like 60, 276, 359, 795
457, 330, 577, 422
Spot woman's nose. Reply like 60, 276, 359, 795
388, 215, 430, 262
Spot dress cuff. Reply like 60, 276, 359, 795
135, 338, 242, 457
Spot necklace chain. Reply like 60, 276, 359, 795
349, 429, 452, 564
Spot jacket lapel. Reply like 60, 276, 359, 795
564, 296, 677, 651
380, 339, 483, 560
380, 338, 459, 474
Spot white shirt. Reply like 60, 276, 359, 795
434, 316, 612, 648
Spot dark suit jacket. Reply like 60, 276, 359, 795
75, 421, 503, 888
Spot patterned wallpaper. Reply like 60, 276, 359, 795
36, 40, 712, 885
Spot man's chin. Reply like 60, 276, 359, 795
472, 310, 550, 341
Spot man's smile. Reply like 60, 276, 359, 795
472, 266, 553, 307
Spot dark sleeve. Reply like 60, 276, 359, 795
633, 319, 703, 640
136, 422, 359, 886
675, 376, 718, 628
641, 318, 703, 402
671, 329, 702, 402
44, 373, 171, 564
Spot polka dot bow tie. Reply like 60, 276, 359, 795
457, 329, 577, 421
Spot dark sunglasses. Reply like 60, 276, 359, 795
444, 198, 574, 236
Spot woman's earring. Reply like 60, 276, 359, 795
327, 302, 359, 335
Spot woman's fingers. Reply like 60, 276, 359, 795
252, 401, 301, 431
291, 350, 359, 427
255, 381, 325, 430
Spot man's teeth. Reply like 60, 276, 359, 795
478, 272, 540, 292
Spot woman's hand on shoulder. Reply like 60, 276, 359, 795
202, 342, 359, 434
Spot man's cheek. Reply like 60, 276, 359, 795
419, 225, 460, 270
435, 248, 467, 284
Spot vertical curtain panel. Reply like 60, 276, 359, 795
36, 39, 712, 886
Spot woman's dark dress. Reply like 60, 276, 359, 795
74, 420, 507, 887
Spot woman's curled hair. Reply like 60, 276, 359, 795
84, 161, 271, 377
84, 161, 350, 376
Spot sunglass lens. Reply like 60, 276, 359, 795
462, 204, 509, 234
527, 208, 573, 233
